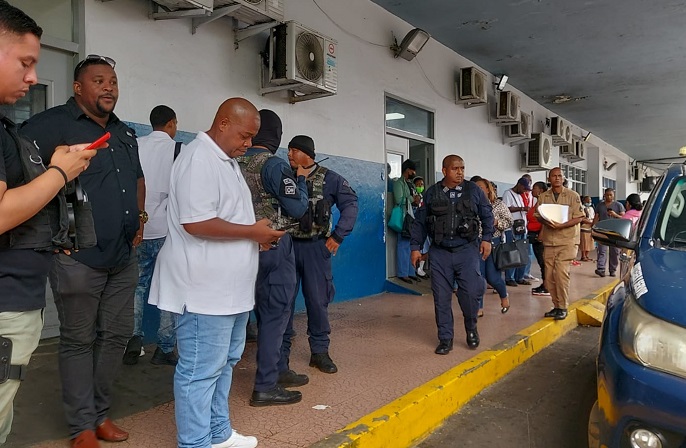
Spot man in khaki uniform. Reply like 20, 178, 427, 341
534, 167, 585, 320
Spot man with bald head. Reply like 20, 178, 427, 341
149, 98, 283, 448
534, 167, 585, 320
410, 155, 494, 353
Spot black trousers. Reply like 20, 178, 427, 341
528, 232, 546, 281
50, 253, 136, 437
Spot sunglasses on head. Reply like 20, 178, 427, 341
75, 54, 116, 72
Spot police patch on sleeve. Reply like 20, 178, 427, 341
342, 179, 356, 194
281, 176, 298, 197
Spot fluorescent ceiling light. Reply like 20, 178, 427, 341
386, 113, 405, 120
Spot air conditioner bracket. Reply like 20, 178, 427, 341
505, 136, 534, 147
191, 5, 241, 34
234, 20, 280, 48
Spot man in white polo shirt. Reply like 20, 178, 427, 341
123, 105, 182, 366
149, 98, 284, 448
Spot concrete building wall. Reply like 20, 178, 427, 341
78, 0, 638, 314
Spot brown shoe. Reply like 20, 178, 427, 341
95, 418, 128, 442
71, 430, 99, 448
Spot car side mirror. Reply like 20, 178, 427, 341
592, 218, 637, 250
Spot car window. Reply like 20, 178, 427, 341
658, 176, 686, 248
634, 174, 664, 239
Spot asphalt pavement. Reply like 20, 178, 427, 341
416, 326, 599, 448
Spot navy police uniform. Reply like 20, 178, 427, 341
287, 165, 358, 366
411, 179, 494, 346
238, 145, 308, 395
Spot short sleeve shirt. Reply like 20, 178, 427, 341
502, 188, 527, 226
595, 201, 625, 221
20, 98, 144, 269
137, 131, 178, 239
537, 187, 585, 246
148, 132, 258, 315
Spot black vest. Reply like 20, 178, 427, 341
0, 116, 95, 251
427, 182, 480, 247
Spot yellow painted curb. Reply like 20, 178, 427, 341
576, 300, 606, 326
311, 280, 620, 448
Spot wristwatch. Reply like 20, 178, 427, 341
139, 210, 149, 224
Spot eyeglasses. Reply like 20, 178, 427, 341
75, 54, 116, 73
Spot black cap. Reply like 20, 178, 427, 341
288, 135, 316, 159
402, 159, 417, 172
252, 109, 282, 154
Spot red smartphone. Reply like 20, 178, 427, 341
84, 132, 111, 150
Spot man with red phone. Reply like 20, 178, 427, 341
21, 53, 144, 447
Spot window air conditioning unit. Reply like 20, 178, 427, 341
559, 141, 574, 158
262, 21, 338, 103
456, 67, 487, 107
562, 139, 586, 163
521, 133, 554, 170
550, 117, 572, 145
225, 0, 284, 25
506, 111, 531, 139
641, 176, 657, 192
574, 140, 586, 161
496, 91, 520, 122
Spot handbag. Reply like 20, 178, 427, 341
401, 212, 414, 238
388, 205, 404, 233
494, 238, 530, 270
400, 197, 416, 238
512, 218, 526, 236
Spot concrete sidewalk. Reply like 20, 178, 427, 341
8, 258, 614, 448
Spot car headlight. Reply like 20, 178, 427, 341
619, 293, 686, 379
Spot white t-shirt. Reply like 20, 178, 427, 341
137, 131, 180, 239
148, 132, 258, 316
502, 188, 528, 226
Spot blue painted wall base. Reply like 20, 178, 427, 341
127, 123, 388, 344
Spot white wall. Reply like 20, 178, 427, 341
84, 0, 636, 195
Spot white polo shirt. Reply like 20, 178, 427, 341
148, 132, 258, 315
137, 131, 180, 239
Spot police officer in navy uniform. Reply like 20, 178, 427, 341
286, 135, 358, 374
235, 110, 310, 407
410, 155, 494, 353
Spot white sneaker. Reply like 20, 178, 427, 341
212, 431, 258, 448
524, 274, 540, 282
416, 267, 426, 277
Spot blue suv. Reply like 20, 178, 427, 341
589, 164, 686, 448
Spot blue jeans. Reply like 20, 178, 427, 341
522, 243, 534, 278
396, 235, 416, 278
504, 230, 527, 282
478, 236, 508, 308
174, 311, 249, 448
133, 237, 175, 352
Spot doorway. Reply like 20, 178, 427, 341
384, 95, 435, 279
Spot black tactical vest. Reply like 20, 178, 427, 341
235, 151, 298, 231
0, 117, 95, 251
290, 165, 332, 239
427, 181, 480, 246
